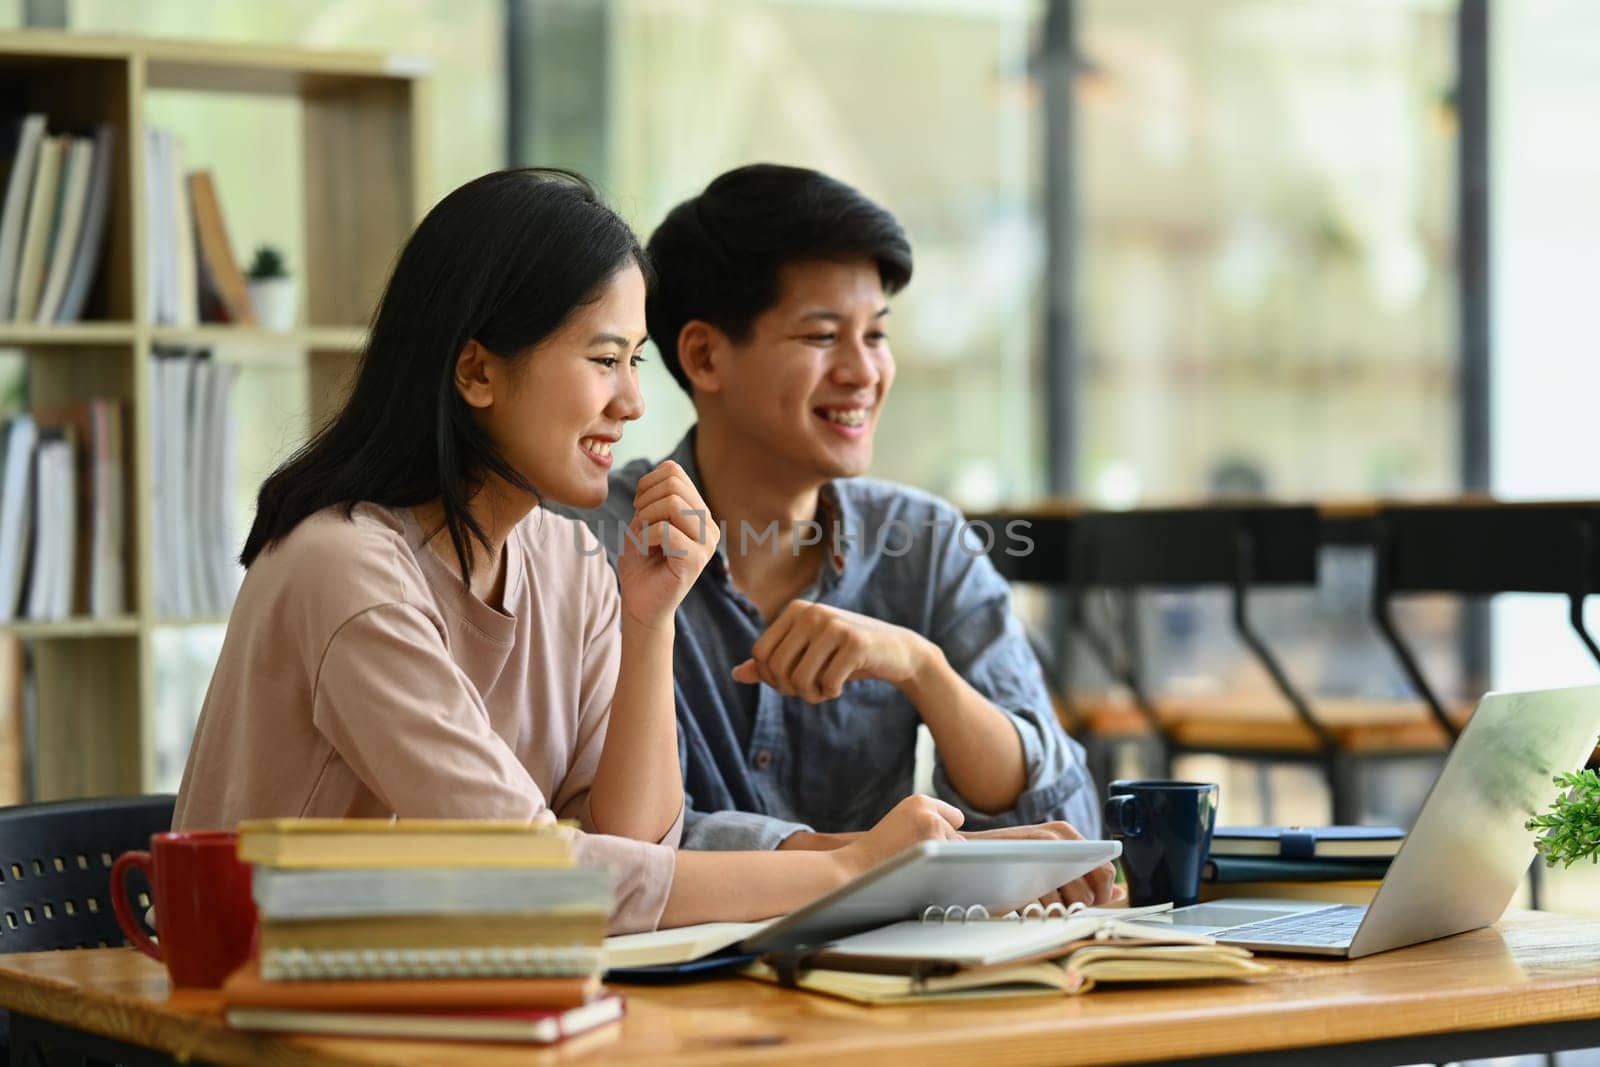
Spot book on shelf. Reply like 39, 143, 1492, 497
33, 136, 94, 323
0, 415, 37, 623
52, 125, 114, 324
225, 992, 625, 1045
0, 635, 22, 804
87, 399, 125, 616
145, 129, 199, 327
1201, 855, 1392, 885
251, 864, 611, 919
0, 114, 47, 320
31, 399, 126, 619
187, 170, 255, 325
222, 959, 603, 1011
236, 817, 575, 869
149, 349, 239, 619
11, 133, 64, 324
21, 429, 72, 621
1209, 825, 1404, 860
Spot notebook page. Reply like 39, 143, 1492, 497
823, 916, 1105, 966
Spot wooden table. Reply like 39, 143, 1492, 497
3, 911, 1600, 1066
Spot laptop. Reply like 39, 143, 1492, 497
1127, 684, 1600, 958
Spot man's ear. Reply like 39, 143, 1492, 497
677, 321, 726, 396
455, 339, 496, 409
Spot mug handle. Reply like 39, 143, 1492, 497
1104, 794, 1144, 837
110, 851, 162, 963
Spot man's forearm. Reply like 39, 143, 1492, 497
901, 649, 1028, 814
589, 618, 684, 842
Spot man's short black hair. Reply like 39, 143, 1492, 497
646, 164, 913, 394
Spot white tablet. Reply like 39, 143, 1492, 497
743, 838, 1121, 954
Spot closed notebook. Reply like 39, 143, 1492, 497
222, 960, 601, 1011
1209, 825, 1404, 860
745, 943, 1270, 1005
226, 993, 624, 1045
236, 818, 573, 868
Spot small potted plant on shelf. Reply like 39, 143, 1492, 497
1527, 748, 1600, 869
245, 244, 297, 332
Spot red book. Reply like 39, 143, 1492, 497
226, 992, 624, 1044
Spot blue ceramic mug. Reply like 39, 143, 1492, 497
1104, 779, 1219, 907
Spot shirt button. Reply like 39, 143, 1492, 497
753, 749, 773, 770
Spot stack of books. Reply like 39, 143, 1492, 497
222, 819, 624, 1045
1200, 825, 1404, 905
0, 114, 114, 324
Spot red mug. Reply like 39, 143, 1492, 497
110, 830, 257, 988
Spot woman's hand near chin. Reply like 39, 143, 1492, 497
613, 459, 719, 631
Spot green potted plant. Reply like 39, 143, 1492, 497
245, 244, 297, 331
1527, 755, 1600, 869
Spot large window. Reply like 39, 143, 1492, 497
1075, 0, 1459, 503
520, 0, 1051, 508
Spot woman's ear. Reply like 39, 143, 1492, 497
677, 321, 724, 396
455, 339, 496, 409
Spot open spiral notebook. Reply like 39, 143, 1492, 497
604, 902, 1188, 971
740, 902, 1271, 1003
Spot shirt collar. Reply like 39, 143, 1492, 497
669, 427, 853, 582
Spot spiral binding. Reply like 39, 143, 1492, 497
918, 900, 1088, 925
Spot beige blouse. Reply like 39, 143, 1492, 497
173, 502, 680, 932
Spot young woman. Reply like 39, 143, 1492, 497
172, 169, 972, 932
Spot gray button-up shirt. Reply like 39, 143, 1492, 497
566, 431, 1098, 850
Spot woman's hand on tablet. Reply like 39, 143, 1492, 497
835, 795, 965, 878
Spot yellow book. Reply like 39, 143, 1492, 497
744, 943, 1271, 1004
260, 912, 608, 953
237, 818, 573, 869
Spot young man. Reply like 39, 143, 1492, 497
579, 164, 1100, 856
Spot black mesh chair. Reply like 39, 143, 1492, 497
0, 795, 175, 953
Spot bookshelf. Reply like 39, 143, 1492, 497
0, 30, 430, 800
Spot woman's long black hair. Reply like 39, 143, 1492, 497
240, 168, 649, 584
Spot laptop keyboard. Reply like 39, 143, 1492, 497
1220, 904, 1368, 946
